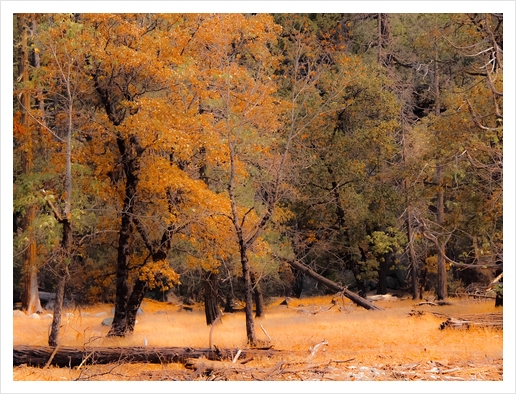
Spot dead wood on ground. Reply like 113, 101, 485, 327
185, 357, 336, 381
13, 345, 293, 368
439, 313, 503, 330
286, 259, 383, 311
408, 311, 503, 330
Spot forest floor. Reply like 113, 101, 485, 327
11, 294, 504, 386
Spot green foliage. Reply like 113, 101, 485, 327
493, 283, 503, 296
367, 227, 407, 258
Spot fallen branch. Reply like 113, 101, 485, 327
232, 349, 242, 364
286, 259, 383, 310
260, 324, 272, 341
309, 340, 328, 360
332, 358, 355, 363
43, 345, 60, 369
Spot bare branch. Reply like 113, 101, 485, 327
465, 99, 501, 131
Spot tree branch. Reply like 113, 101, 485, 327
41, 189, 63, 222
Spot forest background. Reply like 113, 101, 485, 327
2, 1, 516, 392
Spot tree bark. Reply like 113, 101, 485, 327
204, 271, 221, 325
13, 345, 288, 368
48, 219, 72, 346
251, 272, 264, 318
376, 255, 390, 295
228, 138, 257, 344
433, 41, 447, 301
125, 278, 148, 333
109, 138, 139, 337
241, 246, 257, 344
19, 14, 43, 316
407, 206, 419, 300
286, 259, 383, 310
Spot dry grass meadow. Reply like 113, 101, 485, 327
11, 294, 505, 387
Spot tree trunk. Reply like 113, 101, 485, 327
377, 13, 382, 65
434, 42, 447, 301
125, 278, 148, 333
401, 110, 419, 300
46, 23, 75, 345
19, 14, 43, 316
109, 139, 139, 337
204, 271, 221, 325
251, 272, 264, 318
377, 14, 390, 66
435, 167, 447, 300
377, 254, 390, 295
48, 219, 71, 346
240, 246, 257, 344
286, 259, 383, 310
407, 207, 419, 300
224, 293, 235, 313
109, 205, 132, 336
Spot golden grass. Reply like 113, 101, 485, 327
12, 295, 503, 381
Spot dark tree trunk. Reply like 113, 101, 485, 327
204, 271, 221, 325
48, 219, 71, 346
495, 293, 503, 307
125, 278, 148, 333
48, 274, 66, 347
109, 138, 140, 337
353, 248, 369, 296
109, 208, 132, 336
372, 225, 395, 295
224, 293, 235, 313
377, 253, 392, 295
292, 268, 303, 298
251, 272, 264, 318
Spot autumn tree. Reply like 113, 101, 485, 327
385, 13, 503, 298
14, 14, 43, 315
187, 13, 287, 344
418, 13, 503, 290
76, 13, 206, 336
13, 14, 102, 344
70, 13, 246, 336
11, 13, 504, 335
273, 14, 404, 297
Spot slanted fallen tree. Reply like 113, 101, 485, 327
286, 259, 383, 311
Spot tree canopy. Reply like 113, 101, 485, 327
10, 12, 504, 345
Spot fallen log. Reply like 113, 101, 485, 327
13, 345, 290, 368
286, 259, 383, 310
439, 313, 503, 330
